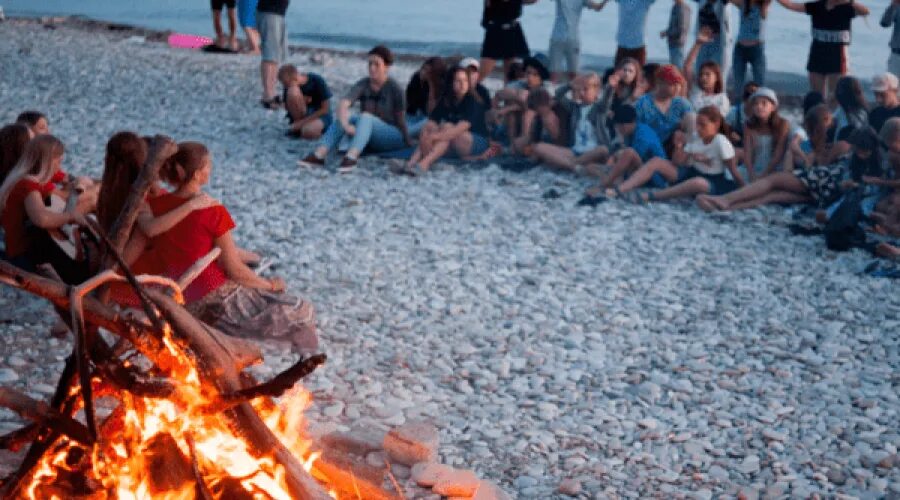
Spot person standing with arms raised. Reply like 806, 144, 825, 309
479, 0, 538, 83
258, 0, 289, 108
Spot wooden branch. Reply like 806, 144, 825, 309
69, 287, 98, 442
0, 389, 93, 446
205, 354, 326, 412
0, 424, 40, 452
185, 434, 215, 500
94, 363, 176, 399
144, 290, 332, 500
103, 135, 177, 267
177, 247, 221, 290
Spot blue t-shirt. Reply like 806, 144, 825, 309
615, 0, 656, 48
634, 94, 693, 142
629, 123, 667, 161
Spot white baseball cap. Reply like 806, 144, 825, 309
872, 72, 899, 92
460, 57, 480, 70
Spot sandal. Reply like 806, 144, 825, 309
621, 190, 650, 204
260, 96, 283, 110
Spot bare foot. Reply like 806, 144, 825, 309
585, 185, 603, 198
696, 195, 716, 212
707, 196, 728, 211
875, 242, 900, 259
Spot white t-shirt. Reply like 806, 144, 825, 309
572, 106, 598, 154
684, 133, 735, 175
690, 87, 731, 118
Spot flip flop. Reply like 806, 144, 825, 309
577, 194, 607, 207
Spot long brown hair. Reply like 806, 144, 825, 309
697, 105, 731, 138
0, 135, 65, 215
97, 132, 147, 231
804, 104, 833, 158
615, 57, 644, 100
744, 0, 772, 18
0, 123, 32, 185
746, 97, 788, 137
698, 61, 724, 94
161, 142, 209, 186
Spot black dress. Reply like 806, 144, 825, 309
804, 0, 856, 74
481, 0, 530, 59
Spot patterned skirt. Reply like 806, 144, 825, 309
187, 282, 318, 354
793, 163, 845, 207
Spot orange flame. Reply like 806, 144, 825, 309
22, 324, 336, 499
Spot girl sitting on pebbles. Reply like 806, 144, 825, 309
398, 66, 491, 175
130, 141, 318, 352
96, 133, 221, 266
697, 103, 851, 211
832, 75, 868, 137
0, 123, 32, 186
683, 28, 731, 118
741, 87, 790, 182
605, 105, 744, 203
299, 45, 409, 173
406, 57, 448, 137
0, 135, 92, 284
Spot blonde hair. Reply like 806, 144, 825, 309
0, 134, 65, 216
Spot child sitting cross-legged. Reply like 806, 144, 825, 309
606, 105, 744, 203
278, 64, 333, 140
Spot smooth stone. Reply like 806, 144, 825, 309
383, 421, 440, 466
432, 468, 480, 497
557, 478, 582, 496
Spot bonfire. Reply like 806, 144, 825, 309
0, 137, 394, 500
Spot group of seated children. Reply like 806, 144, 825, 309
272, 39, 900, 260
0, 115, 318, 352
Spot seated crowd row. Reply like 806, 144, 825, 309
274, 43, 900, 257
0, 114, 317, 351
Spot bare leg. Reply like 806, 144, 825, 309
707, 172, 806, 210
601, 147, 642, 187
533, 143, 577, 171
212, 9, 225, 46
261, 60, 278, 101
539, 110, 561, 144
825, 73, 841, 106
285, 87, 308, 126
406, 146, 425, 168
418, 140, 452, 170
227, 8, 238, 50
728, 190, 811, 211
809, 72, 826, 99
650, 177, 711, 202
243, 27, 260, 53
451, 133, 474, 157
300, 119, 325, 140
614, 157, 680, 195
574, 146, 609, 166
480, 58, 497, 83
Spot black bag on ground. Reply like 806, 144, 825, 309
824, 188, 867, 252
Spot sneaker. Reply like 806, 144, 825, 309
298, 153, 325, 168
337, 156, 358, 173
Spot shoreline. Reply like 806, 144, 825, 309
10, 14, 817, 107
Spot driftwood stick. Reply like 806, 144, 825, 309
0, 389, 93, 446
205, 354, 327, 412
103, 134, 177, 266
94, 363, 176, 399
185, 434, 215, 500
0, 260, 181, 372
0, 425, 40, 452
144, 290, 332, 500
69, 288, 97, 442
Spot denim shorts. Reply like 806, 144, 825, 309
470, 134, 490, 156
257, 11, 286, 63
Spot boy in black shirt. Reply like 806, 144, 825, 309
278, 64, 333, 139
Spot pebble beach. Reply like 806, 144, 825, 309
0, 17, 898, 499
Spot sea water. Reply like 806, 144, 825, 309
4, 0, 894, 79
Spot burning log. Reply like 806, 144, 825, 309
0, 268, 337, 498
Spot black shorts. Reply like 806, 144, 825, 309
676, 166, 736, 196
211, 0, 237, 10
806, 41, 848, 75
481, 22, 530, 60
